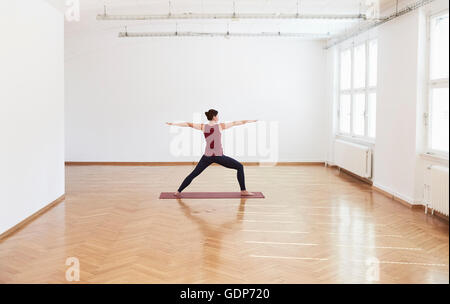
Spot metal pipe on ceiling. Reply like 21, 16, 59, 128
117, 31, 330, 39
325, 0, 437, 49
98, 13, 367, 21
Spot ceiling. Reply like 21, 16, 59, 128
63, 0, 409, 39
74, 0, 397, 13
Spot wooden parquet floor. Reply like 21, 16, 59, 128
0, 165, 448, 283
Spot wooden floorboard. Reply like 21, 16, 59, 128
0, 165, 448, 283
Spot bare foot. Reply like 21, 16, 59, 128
241, 190, 254, 196
174, 191, 181, 197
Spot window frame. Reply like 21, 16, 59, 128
426, 10, 449, 157
337, 39, 377, 141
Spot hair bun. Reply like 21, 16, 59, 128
204, 109, 218, 121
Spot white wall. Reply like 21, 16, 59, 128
375, 1, 449, 204
413, 0, 450, 203
324, 45, 339, 165
374, 10, 422, 203
65, 35, 328, 162
327, 0, 449, 205
0, 0, 65, 235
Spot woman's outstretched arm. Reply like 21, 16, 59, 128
166, 122, 204, 130
220, 120, 257, 130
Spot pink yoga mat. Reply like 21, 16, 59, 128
159, 192, 265, 199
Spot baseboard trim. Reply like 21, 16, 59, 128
336, 167, 373, 185
65, 161, 325, 167
428, 210, 450, 222
65, 162, 196, 166
0, 194, 65, 242
372, 185, 424, 210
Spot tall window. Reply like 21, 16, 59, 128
427, 11, 449, 155
338, 39, 378, 139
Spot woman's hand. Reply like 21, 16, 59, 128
166, 122, 173, 126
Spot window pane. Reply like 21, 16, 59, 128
340, 49, 351, 90
431, 88, 449, 152
369, 40, 378, 87
368, 93, 376, 138
353, 93, 366, 136
340, 94, 351, 133
353, 44, 366, 89
430, 13, 449, 80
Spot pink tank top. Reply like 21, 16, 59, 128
203, 124, 223, 156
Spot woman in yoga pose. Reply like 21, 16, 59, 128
166, 109, 257, 196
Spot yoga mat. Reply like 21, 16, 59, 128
159, 192, 265, 199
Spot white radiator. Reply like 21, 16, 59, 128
334, 140, 372, 179
426, 165, 449, 216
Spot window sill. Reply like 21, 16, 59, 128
335, 134, 375, 147
420, 153, 449, 165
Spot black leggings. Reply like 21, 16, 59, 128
178, 155, 246, 192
